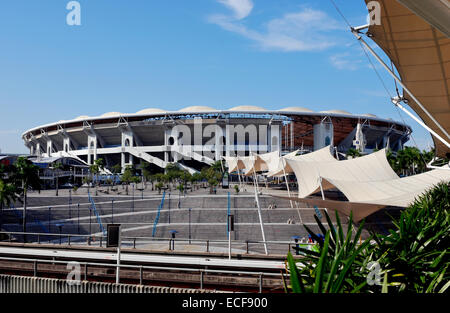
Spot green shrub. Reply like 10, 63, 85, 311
286, 183, 450, 293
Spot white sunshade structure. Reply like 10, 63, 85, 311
223, 156, 245, 173
323, 169, 450, 208
286, 148, 399, 198
283, 148, 450, 221
267, 146, 336, 178
243, 151, 281, 176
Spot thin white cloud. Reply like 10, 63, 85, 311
209, 2, 342, 52
218, 0, 254, 20
329, 53, 362, 71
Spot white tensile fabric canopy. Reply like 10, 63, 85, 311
323, 168, 450, 207
266, 146, 335, 177
240, 155, 257, 175
223, 156, 245, 173
243, 151, 281, 176
286, 149, 399, 198
277, 168, 450, 222
275, 196, 386, 222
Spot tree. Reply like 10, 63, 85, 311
89, 158, 105, 195
346, 148, 361, 159
12, 157, 41, 241
179, 171, 192, 194
139, 161, 153, 189
201, 165, 222, 194
120, 165, 135, 195
111, 164, 122, 187
165, 163, 182, 190
371, 183, 450, 293
386, 150, 400, 173
190, 172, 203, 190
0, 178, 18, 233
155, 182, 164, 194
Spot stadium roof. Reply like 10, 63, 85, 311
22, 105, 411, 138
278, 107, 315, 113
179, 106, 217, 112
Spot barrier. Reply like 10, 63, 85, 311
0, 274, 213, 293
152, 191, 166, 237
87, 190, 106, 236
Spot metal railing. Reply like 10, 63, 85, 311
0, 254, 287, 292
0, 230, 317, 255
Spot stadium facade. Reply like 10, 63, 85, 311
22, 106, 411, 173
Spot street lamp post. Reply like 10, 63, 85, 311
69, 189, 72, 219
48, 207, 51, 234
188, 208, 192, 244
56, 223, 63, 245
89, 207, 92, 235
111, 199, 114, 224
77, 203, 80, 234
132, 183, 135, 212
168, 193, 171, 224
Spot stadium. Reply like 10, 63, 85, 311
21, 105, 411, 173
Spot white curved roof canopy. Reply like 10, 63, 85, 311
286, 148, 398, 198
179, 106, 217, 113
75, 115, 90, 120
320, 110, 352, 115
229, 105, 266, 111
101, 112, 122, 117
323, 168, 450, 208
279, 107, 315, 113
244, 151, 280, 176
136, 108, 167, 114
267, 146, 336, 177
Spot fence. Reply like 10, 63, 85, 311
152, 191, 166, 237
0, 230, 317, 256
0, 274, 212, 293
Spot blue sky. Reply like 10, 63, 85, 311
0, 0, 433, 153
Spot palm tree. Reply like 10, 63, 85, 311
111, 164, 121, 187
386, 150, 400, 173
13, 157, 41, 241
201, 166, 222, 194
0, 178, 18, 233
346, 148, 361, 159
139, 161, 151, 189
89, 158, 105, 196
121, 165, 135, 195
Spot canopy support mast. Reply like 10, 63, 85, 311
351, 25, 450, 148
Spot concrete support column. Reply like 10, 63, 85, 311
121, 131, 134, 168
87, 134, 97, 165
314, 122, 334, 151
270, 124, 280, 152
215, 125, 224, 162
226, 125, 233, 157
353, 123, 366, 153
258, 125, 268, 154
36, 143, 41, 158
63, 137, 71, 153
164, 128, 170, 163
46, 139, 53, 157
290, 122, 294, 151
